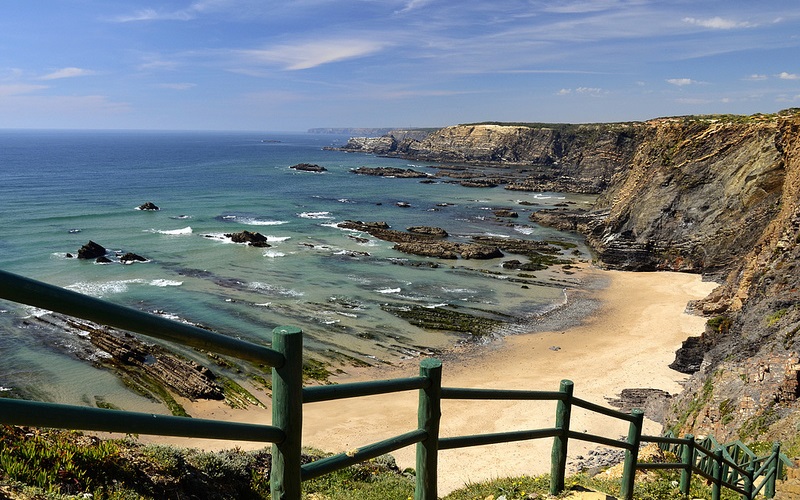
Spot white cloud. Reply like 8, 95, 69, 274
778, 72, 800, 80
744, 74, 768, 81
0, 84, 48, 96
667, 78, 696, 86
683, 16, 754, 30
556, 87, 605, 96
112, 0, 230, 22
242, 39, 388, 70
40, 67, 95, 80
396, 0, 433, 14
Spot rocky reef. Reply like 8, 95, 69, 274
341, 110, 800, 447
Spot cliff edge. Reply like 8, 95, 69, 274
341, 111, 800, 446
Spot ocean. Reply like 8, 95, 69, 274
0, 129, 594, 410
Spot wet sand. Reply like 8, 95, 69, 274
142, 268, 718, 495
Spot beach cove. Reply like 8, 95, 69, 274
144, 266, 718, 495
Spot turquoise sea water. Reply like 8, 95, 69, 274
0, 129, 594, 408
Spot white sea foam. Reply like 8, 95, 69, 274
149, 226, 192, 235
150, 279, 182, 287
424, 303, 449, 309
376, 287, 401, 294
67, 280, 137, 296
298, 211, 334, 219
239, 217, 289, 226
441, 287, 477, 294
263, 250, 286, 258
254, 302, 272, 307
513, 225, 535, 235
202, 233, 234, 243
266, 236, 291, 242
249, 282, 304, 297
23, 306, 51, 318
67, 278, 181, 296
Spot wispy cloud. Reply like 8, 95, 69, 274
0, 83, 48, 96
395, 0, 433, 14
112, 0, 231, 22
155, 83, 197, 90
667, 78, 697, 86
556, 86, 606, 96
39, 67, 95, 80
241, 38, 388, 70
778, 72, 800, 80
744, 74, 768, 81
683, 16, 754, 30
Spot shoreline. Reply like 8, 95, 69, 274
139, 267, 718, 495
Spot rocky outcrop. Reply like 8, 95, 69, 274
225, 230, 270, 247
77, 241, 107, 260
290, 163, 327, 172
350, 166, 430, 178
137, 202, 159, 211
335, 122, 641, 194
120, 252, 147, 264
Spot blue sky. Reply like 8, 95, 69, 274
1, 0, 799, 131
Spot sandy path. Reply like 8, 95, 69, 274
144, 269, 717, 495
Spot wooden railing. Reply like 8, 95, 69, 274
0, 270, 790, 499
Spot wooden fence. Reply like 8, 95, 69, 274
0, 270, 790, 499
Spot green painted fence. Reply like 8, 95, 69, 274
0, 270, 790, 499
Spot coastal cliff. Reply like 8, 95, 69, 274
342, 110, 800, 446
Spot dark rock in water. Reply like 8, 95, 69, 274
290, 163, 327, 172
339, 220, 391, 231
138, 201, 159, 211
460, 179, 497, 188
396, 201, 411, 208
225, 230, 271, 247
66, 253, 74, 258
407, 226, 448, 237
393, 242, 459, 259
351, 166, 429, 178
459, 244, 503, 259
494, 209, 519, 218
77, 240, 107, 259
95, 256, 113, 264
120, 252, 148, 264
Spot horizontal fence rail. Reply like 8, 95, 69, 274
0, 270, 793, 500
0, 269, 284, 367
0, 398, 285, 443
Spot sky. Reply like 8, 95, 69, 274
1, 0, 799, 131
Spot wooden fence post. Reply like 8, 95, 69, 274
765, 442, 781, 499
270, 326, 304, 500
744, 463, 755, 500
550, 379, 574, 496
679, 434, 695, 496
416, 358, 442, 500
712, 448, 723, 500
619, 409, 644, 500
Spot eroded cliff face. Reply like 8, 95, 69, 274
582, 118, 786, 275
340, 122, 641, 193
342, 112, 800, 445
663, 115, 800, 444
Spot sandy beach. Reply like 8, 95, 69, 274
146, 268, 718, 495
